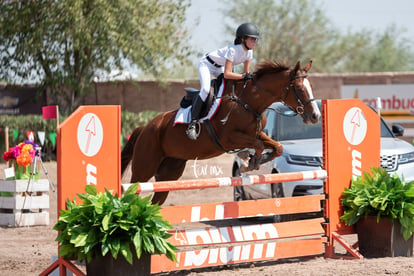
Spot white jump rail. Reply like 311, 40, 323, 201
121, 169, 327, 193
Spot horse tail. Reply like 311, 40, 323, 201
121, 126, 144, 176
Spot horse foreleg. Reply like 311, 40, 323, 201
225, 131, 265, 158
230, 131, 283, 172
245, 133, 282, 171
225, 132, 265, 171
259, 131, 283, 160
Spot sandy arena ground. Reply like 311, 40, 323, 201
1, 154, 414, 275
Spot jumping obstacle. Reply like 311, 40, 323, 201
122, 171, 328, 272
40, 99, 380, 275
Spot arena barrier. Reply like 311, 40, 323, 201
40, 99, 380, 275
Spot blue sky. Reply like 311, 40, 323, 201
185, 0, 414, 62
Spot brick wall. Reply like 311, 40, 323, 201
85, 72, 414, 114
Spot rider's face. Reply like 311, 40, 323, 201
244, 36, 257, 49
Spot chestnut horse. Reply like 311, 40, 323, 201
121, 60, 320, 205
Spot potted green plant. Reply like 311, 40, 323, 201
340, 167, 414, 257
53, 184, 177, 276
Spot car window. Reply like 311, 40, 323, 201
264, 103, 322, 141
380, 118, 394, 138
278, 113, 323, 140
367, 105, 394, 138
264, 109, 276, 139
265, 101, 393, 141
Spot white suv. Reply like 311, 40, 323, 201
232, 100, 414, 201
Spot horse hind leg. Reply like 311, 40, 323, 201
129, 127, 166, 193
152, 157, 187, 205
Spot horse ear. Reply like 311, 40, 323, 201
294, 61, 301, 72
304, 60, 312, 73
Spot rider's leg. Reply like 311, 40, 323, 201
186, 63, 211, 140
186, 95, 204, 140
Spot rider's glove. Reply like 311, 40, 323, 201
242, 72, 253, 80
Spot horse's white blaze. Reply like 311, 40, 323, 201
303, 78, 321, 118
303, 78, 313, 96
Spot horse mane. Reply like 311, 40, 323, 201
254, 60, 290, 80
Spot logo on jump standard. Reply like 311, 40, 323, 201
343, 107, 368, 178
77, 113, 104, 186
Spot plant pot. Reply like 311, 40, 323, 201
13, 162, 40, 180
86, 251, 151, 276
356, 216, 413, 257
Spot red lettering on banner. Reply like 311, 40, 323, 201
362, 95, 414, 111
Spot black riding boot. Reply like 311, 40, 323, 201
186, 95, 204, 140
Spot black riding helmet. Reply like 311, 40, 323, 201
235, 23, 260, 49
236, 23, 260, 39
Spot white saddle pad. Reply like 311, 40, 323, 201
174, 82, 225, 125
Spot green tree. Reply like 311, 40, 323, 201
0, 0, 192, 114
223, 0, 414, 73
339, 25, 414, 72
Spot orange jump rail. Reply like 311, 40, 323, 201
121, 170, 327, 193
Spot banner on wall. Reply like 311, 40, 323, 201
341, 84, 414, 113
0, 86, 44, 115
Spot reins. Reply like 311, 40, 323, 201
220, 84, 261, 125
208, 67, 314, 153
220, 69, 312, 127
212, 81, 263, 154
207, 79, 265, 154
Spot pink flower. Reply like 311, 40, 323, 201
2, 141, 39, 167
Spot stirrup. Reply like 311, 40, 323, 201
186, 121, 201, 140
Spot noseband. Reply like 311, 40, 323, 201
285, 71, 315, 115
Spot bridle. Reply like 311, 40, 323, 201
254, 70, 316, 115
210, 69, 315, 153
220, 68, 316, 130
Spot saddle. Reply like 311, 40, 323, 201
180, 74, 224, 118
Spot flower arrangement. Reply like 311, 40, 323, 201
3, 140, 38, 167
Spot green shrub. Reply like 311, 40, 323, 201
54, 184, 177, 264
340, 167, 414, 240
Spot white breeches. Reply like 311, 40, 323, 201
198, 59, 224, 102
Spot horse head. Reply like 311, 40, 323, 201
285, 60, 320, 124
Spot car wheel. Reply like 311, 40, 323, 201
233, 166, 246, 201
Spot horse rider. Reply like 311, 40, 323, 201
186, 22, 260, 140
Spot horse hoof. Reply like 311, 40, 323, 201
248, 155, 260, 171
239, 161, 249, 173
275, 143, 283, 156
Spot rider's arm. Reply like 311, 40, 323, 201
223, 59, 244, 80
243, 59, 251, 74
